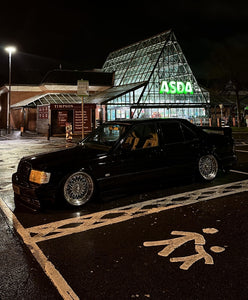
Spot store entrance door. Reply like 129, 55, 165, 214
51, 110, 73, 135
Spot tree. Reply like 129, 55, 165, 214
207, 36, 248, 127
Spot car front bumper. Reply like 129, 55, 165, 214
12, 172, 57, 210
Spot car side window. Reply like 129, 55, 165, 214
160, 122, 184, 144
123, 123, 159, 151
181, 124, 198, 141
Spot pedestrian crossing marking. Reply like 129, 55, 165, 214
144, 228, 226, 270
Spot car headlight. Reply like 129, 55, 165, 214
29, 170, 51, 184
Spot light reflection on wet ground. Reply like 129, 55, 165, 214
1, 137, 248, 228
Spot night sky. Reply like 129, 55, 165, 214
0, 0, 247, 86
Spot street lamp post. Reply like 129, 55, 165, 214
219, 104, 223, 127
5, 46, 16, 134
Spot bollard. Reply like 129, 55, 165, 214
47, 124, 51, 140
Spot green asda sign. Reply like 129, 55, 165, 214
159, 81, 194, 94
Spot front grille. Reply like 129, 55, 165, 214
17, 160, 32, 183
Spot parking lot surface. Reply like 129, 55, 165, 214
0, 133, 248, 299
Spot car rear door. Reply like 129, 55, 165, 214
159, 120, 199, 177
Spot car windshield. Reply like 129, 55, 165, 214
82, 124, 128, 150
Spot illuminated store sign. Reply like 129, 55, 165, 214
160, 81, 194, 95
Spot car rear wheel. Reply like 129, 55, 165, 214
63, 171, 94, 206
198, 154, 218, 181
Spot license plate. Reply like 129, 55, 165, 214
13, 185, 20, 195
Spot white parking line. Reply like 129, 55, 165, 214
0, 198, 79, 300
230, 169, 248, 175
236, 150, 248, 153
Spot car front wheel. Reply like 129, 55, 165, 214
198, 154, 218, 181
63, 171, 94, 206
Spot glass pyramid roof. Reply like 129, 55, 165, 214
102, 31, 171, 86
101, 30, 209, 113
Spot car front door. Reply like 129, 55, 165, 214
96, 122, 163, 190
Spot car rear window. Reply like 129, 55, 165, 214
181, 124, 198, 141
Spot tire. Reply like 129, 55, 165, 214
63, 171, 94, 206
198, 154, 218, 181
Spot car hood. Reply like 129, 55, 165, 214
21, 145, 108, 171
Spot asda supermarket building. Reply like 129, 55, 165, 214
87, 30, 210, 124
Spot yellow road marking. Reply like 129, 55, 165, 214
0, 198, 79, 300
230, 169, 248, 175
1, 179, 248, 297
27, 179, 248, 243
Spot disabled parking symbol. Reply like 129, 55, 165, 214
143, 228, 225, 270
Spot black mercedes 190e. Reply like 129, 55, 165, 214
12, 118, 236, 209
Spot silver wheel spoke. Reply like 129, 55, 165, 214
64, 172, 94, 206
199, 155, 218, 180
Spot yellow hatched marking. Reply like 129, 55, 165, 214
0, 198, 79, 300
27, 179, 248, 243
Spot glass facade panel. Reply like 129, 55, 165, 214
101, 30, 210, 121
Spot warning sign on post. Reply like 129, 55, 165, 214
77, 80, 89, 96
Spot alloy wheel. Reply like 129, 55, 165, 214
63, 171, 94, 206
198, 155, 218, 181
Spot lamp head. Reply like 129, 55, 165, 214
5, 46, 16, 54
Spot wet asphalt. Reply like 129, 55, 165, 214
0, 130, 248, 299
0, 132, 71, 300
0, 208, 61, 300
38, 193, 248, 299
